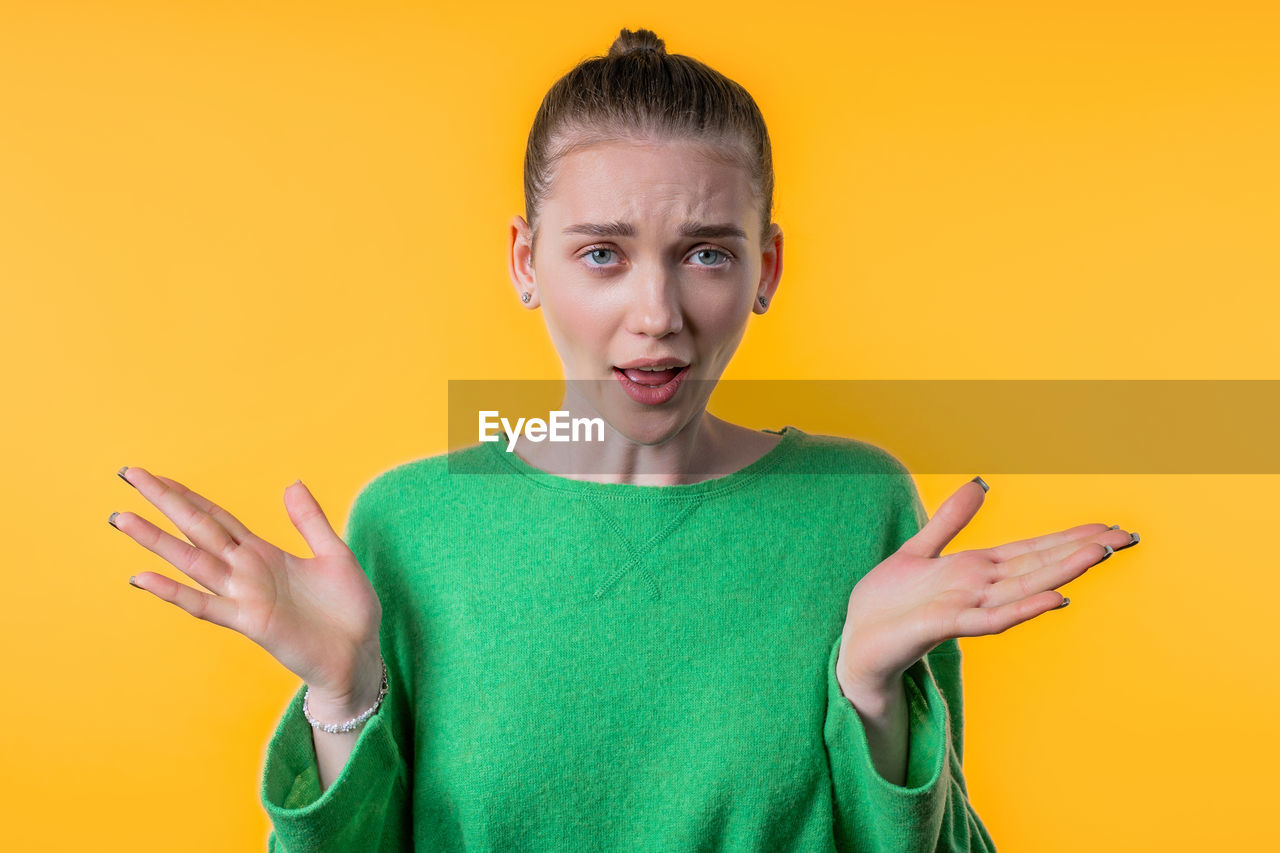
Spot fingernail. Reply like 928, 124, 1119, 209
108, 511, 120, 530
1056, 596, 1071, 610
128, 576, 141, 589
1097, 544, 1115, 564
970, 476, 989, 493
117, 466, 137, 490
1115, 531, 1140, 551
1107, 524, 1120, 530
293, 479, 303, 487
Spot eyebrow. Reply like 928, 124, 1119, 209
561, 221, 748, 241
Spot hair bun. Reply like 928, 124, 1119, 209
607, 28, 666, 58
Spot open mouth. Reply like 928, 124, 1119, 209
612, 365, 690, 405
615, 365, 686, 385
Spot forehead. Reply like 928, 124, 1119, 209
544, 138, 754, 226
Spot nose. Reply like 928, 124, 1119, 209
625, 264, 683, 338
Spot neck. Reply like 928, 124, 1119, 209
510, 404, 740, 486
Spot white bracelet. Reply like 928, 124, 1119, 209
302, 658, 389, 734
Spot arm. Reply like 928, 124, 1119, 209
307, 645, 388, 792
824, 634, 997, 852
837, 658, 910, 787
259, 480, 414, 852
825, 466, 1133, 851
262, 670, 412, 852
110, 465, 412, 852
823, 470, 997, 851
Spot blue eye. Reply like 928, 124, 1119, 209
691, 249, 729, 267
579, 246, 731, 270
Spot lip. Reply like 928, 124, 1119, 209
614, 357, 690, 370
612, 364, 690, 405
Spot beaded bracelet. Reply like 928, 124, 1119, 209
302, 657, 389, 734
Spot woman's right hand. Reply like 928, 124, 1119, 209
112, 467, 385, 716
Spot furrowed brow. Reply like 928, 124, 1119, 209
560, 221, 748, 241
678, 222, 748, 242
562, 221, 635, 238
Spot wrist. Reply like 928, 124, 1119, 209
836, 654, 904, 718
306, 650, 386, 724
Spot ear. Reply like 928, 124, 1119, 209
508, 215, 540, 308
753, 223, 783, 314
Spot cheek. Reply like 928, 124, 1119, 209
542, 293, 612, 355
684, 287, 753, 354
686, 281, 754, 326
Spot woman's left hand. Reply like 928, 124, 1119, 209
835, 477, 1139, 700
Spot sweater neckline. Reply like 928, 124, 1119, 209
487, 424, 802, 499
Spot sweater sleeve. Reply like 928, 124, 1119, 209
824, 636, 997, 851
822, 471, 998, 852
260, 680, 411, 851
258, 479, 414, 852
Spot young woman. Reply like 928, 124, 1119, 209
112, 28, 1139, 851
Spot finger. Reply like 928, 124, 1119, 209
120, 467, 239, 560
986, 523, 1115, 563
111, 510, 232, 595
130, 570, 238, 630
152, 474, 255, 543
952, 589, 1067, 638
983, 541, 1112, 609
995, 527, 1133, 580
285, 480, 347, 558
897, 476, 987, 559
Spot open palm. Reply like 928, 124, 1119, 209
836, 477, 1138, 693
113, 466, 382, 702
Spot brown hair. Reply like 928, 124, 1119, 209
523, 27, 775, 255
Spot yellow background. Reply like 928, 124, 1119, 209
3, 0, 1276, 849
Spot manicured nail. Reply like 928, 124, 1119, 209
1056, 596, 1071, 610
970, 476, 989, 493
117, 466, 137, 490
108, 511, 120, 530
128, 576, 141, 589
1107, 524, 1120, 530
1115, 531, 1140, 551
1097, 544, 1115, 564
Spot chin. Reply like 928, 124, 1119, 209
585, 396, 692, 447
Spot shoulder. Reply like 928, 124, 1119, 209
772, 427, 922, 519
344, 441, 499, 531
780, 426, 914, 479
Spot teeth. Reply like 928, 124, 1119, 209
633, 365, 681, 371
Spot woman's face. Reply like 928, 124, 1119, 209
508, 136, 783, 445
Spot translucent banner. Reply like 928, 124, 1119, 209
447, 380, 1280, 474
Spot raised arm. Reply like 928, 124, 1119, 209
825, 474, 1139, 851
111, 467, 410, 851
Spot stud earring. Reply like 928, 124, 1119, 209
521, 292, 531, 303
758, 296, 768, 308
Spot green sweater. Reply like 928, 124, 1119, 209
259, 425, 997, 851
